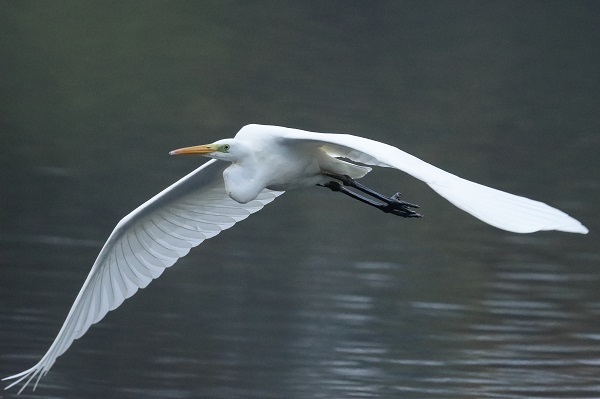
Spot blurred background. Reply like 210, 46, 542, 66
1, 1, 599, 398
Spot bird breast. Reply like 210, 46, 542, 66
223, 147, 325, 203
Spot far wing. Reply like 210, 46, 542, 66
277, 127, 587, 234
4, 159, 283, 393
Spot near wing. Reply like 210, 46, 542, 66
4, 159, 283, 393
277, 126, 587, 234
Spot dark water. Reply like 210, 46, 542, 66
1, 2, 599, 398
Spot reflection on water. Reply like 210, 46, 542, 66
1, 1, 598, 399
2, 235, 599, 398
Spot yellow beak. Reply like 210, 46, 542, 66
169, 144, 216, 156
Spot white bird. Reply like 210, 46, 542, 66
4, 124, 588, 393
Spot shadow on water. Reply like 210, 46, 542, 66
1, 2, 599, 398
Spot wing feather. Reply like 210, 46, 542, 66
272, 125, 587, 234
4, 159, 283, 393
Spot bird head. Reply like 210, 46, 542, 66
169, 139, 239, 161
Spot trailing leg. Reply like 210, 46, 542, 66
320, 174, 423, 218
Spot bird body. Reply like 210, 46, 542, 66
4, 124, 588, 393
198, 126, 372, 200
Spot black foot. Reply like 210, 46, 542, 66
321, 175, 423, 218
382, 192, 422, 218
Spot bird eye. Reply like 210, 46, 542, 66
222, 144, 230, 151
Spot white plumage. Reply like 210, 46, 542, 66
4, 124, 587, 393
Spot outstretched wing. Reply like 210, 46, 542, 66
272, 125, 587, 234
3, 159, 283, 393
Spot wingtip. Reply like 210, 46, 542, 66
555, 216, 589, 234
547, 221, 588, 235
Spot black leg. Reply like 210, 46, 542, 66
320, 173, 423, 218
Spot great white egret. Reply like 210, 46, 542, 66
4, 124, 588, 393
